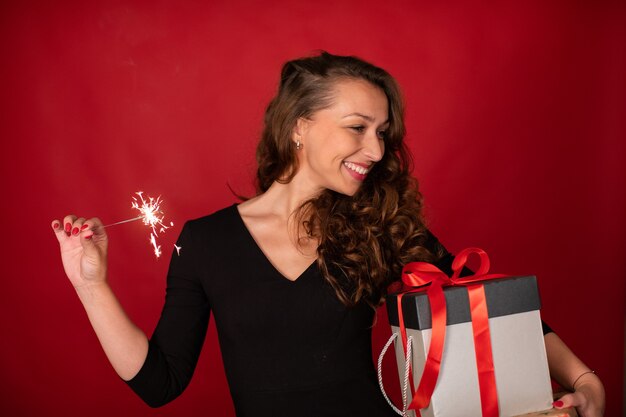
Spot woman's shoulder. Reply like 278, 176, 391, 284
182, 203, 242, 237
171, 204, 246, 258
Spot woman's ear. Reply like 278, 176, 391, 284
293, 117, 310, 143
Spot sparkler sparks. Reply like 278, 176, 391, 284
130, 191, 173, 258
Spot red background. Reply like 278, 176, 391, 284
1, 1, 624, 416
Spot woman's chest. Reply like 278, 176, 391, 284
201, 254, 372, 348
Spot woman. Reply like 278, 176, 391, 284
52, 52, 604, 416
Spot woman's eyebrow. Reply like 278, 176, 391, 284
342, 112, 389, 124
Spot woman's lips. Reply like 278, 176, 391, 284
343, 161, 371, 181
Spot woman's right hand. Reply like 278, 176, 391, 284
51, 215, 108, 289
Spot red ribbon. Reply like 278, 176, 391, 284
396, 247, 505, 417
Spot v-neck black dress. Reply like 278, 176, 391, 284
126, 204, 398, 416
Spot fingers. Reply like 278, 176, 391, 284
554, 392, 584, 409
51, 215, 106, 242
51, 214, 76, 242
51, 219, 64, 234
72, 217, 86, 237
80, 217, 106, 241
79, 218, 109, 263
62, 215, 79, 237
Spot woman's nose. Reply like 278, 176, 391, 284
363, 133, 384, 162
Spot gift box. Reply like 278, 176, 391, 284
381, 249, 553, 417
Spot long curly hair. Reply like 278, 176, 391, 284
255, 52, 444, 307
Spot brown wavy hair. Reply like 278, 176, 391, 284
255, 51, 444, 307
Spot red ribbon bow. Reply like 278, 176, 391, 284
397, 247, 505, 417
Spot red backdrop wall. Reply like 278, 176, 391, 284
1, 1, 624, 416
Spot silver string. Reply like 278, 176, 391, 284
377, 333, 415, 416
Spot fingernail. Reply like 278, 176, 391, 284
53, 222, 60, 229
65, 223, 71, 232
72, 227, 79, 235
85, 234, 93, 240
81, 224, 89, 230
553, 400, 564, 408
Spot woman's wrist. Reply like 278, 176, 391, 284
574, 371, 604, 393
572, 370, 596, 391
74, 279, 112, 303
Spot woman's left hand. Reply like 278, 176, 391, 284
553, 372, 605, 417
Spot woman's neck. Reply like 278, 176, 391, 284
252, 174, 323, 219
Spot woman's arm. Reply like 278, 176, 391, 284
53, 216, 211, 408
52, 216, 148, 381
75, 282, 149, 381
545, 332, 605, 417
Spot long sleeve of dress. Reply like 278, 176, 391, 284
125, 221, 211, 407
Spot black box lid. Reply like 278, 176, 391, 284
386, 275, 541, 330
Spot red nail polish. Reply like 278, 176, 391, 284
553, 400, 564, 408
65, 223, 71, 232
85, 234, 93, 240
72, 227, 79, 235
81, 224, 89, 230
53, 222, 60, 229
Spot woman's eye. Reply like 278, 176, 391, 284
377, 130, 387, 139
350, 126, 365, 133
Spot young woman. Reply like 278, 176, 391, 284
52, 52, 605, 417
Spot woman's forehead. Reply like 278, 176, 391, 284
322, 79, 389, 121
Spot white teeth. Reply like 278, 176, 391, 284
343, 161, 370, 175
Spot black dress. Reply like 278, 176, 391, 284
126, 204, 398, 416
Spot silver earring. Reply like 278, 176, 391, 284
295, 140, 302, 150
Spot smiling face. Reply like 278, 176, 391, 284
293, 79, 389, 196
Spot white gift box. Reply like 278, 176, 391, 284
385, 276, 553, 417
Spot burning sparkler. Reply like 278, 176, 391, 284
131, 191, 173, 258
98, 191, 174, 258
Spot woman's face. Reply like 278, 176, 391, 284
294, 79, 389, 196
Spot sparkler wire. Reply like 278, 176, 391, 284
101, 215, 145, 228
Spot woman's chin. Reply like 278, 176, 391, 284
327, 183, 361, 197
